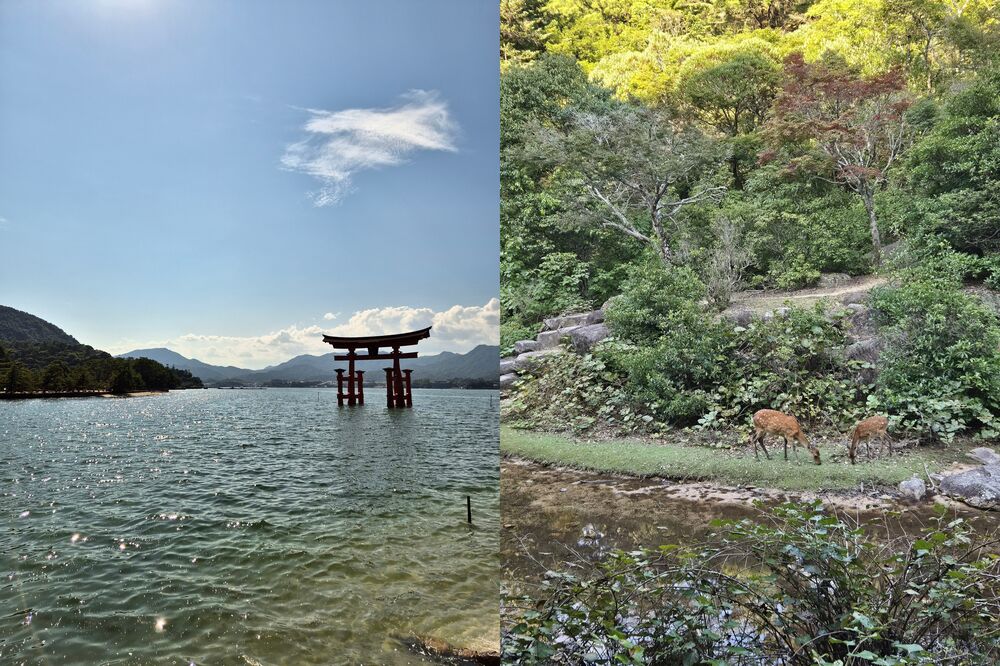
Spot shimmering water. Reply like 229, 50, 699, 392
1, 389, 499, 665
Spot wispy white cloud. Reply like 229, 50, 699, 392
323, 312, 340, 321
281, 90, 459, 205
106, 300, 498, 368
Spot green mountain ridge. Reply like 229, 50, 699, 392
0, 306, 202, 393
0, 305, 79, 345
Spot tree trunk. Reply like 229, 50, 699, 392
862, 187, 882, 267
655, 237, 672, 266
650, 208, 672, 266
730, 155, 745, 191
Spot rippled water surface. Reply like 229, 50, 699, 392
1, 389, 499, 665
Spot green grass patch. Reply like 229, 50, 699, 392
501, 426, 971, 491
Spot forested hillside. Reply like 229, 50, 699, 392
500, 0, 1000, 441
0, 307, 203, 394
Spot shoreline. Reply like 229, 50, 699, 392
0, 389, 171, 401
502, 456, 980, 514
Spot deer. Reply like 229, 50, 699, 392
848, 415, 890, 464
749, 409, 821, 465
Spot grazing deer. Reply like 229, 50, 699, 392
848, 415, 889, 465
749, 409, 821, 464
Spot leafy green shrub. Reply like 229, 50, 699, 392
599, 334, 730, 426
870, 275, 1000, 441
502, 350, 649, 433
985, 254, 1000, 290
903, 67, 1000, 254
503, 503, 1000, 665
727, 170, 872, 285
718, 304, 866, 427
770, 252, 822, 289
501, 251, 594, 327
500, 319, 538, 357
604, 262, 707, 345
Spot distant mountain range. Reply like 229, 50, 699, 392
118, 344, 500, 386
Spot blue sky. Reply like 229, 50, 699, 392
0, 0, 498, 367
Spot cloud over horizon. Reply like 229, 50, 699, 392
107, 299, 498, 369
281, 90, 459, 205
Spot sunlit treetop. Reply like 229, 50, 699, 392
504, 0, 1000, 101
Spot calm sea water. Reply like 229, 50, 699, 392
1, 388, 499, 665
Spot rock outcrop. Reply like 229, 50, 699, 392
543, 310, 604, 331
501, 307, 609, 391
939, 448, 1000, 510
568, 323, 610, 354
513, 340, 538, 355
513, 349, 562, 372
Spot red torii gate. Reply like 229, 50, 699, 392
321, 326, 431, 408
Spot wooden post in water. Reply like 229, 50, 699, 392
392, 346, 405, 408
466, 495, 472, 524
356, 370, 364, 405
384, 368, 394, 408
335, 369, 345, 407
347, 349, 357, 406
403, 369, 413, 408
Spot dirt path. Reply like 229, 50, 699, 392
728, 275, 887, 313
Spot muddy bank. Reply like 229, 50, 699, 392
399, 635, 500, 665
501, 458, 994, 581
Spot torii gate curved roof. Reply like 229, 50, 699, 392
321, 326, 432, 350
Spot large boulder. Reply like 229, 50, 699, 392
499, 373, 518, 390
940, 464, 1000, 510
818, 272, 853, 288
567, 323, 610, 354
845, 338, 882, 383
513, 340, 538, 355
845, 338, 882, 364
969, 447, 1000, 466
499, 358, 516, 375
542, 310, 604, 331
845, 304, 877, 339
898, 477, 927, 501
721, 308, 754, 328
535, 327, 579, 350
513, 349, 562, 373
840, 290, 869, 306
965, 286, 1000, 317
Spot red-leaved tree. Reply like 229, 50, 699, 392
765, 54, 913, 265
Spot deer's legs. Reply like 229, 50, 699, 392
751, 431, 770, 460
783, 436, 789, 461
